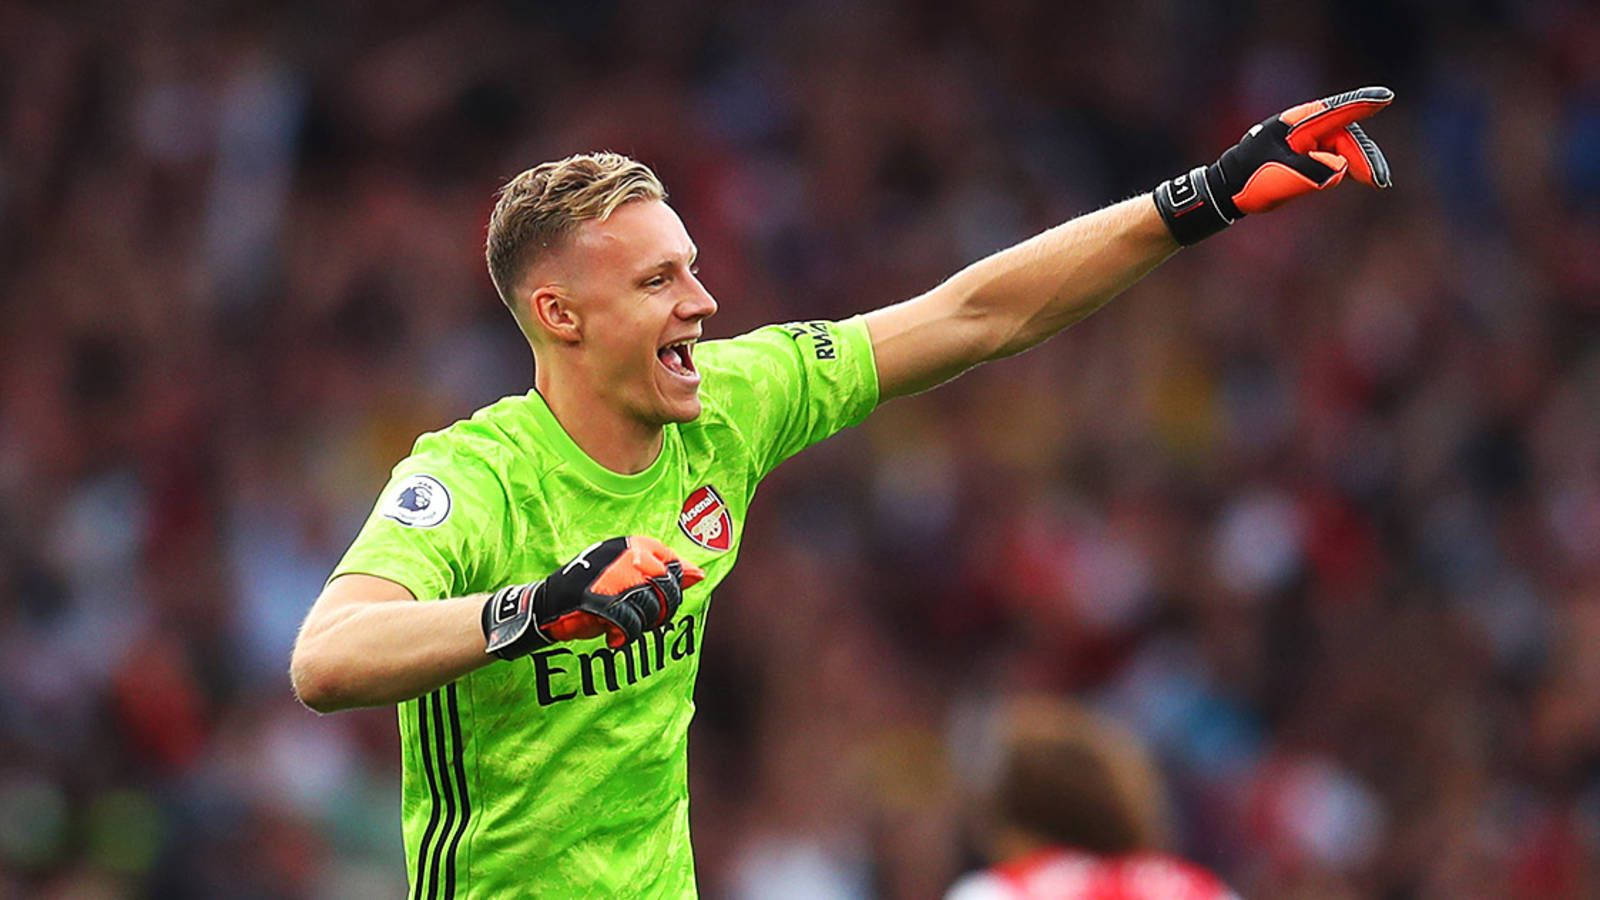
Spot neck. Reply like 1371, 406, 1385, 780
534, 362, 663, 475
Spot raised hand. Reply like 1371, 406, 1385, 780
1153, 86, 1394, 245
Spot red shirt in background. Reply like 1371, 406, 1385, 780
945, 847, 1239, 900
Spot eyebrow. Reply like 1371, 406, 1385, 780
639, 247, 699, 278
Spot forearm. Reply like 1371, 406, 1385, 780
291, 537, 699, 712
867, 196, 1177, 398
947, 195, 1176, 360
291, 591, 494, 713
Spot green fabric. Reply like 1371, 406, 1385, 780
330, 317, 878, 898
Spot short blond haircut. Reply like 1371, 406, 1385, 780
485, 151, 667, 312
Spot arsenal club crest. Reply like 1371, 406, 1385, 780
679, 485, 732, 552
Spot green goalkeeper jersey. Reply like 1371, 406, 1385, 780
331, 318, 879, 898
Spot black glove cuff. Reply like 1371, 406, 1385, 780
1152, 164, 1241, 246
482, 581, 550, 660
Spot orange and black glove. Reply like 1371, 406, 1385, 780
482, 536, 705, 659
1153, 86, 1394, 245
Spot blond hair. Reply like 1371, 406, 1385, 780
485, 152, 667, 313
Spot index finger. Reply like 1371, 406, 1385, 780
1282, 86, 1394, 153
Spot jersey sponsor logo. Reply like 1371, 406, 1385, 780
678, 485, 732, 552
782, 320, 837, 360
528, 612, 698, 706
383, 474, 452, 528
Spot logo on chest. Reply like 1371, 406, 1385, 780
678, 484, 732, 552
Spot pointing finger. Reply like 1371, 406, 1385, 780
1283, 86, 1394, 153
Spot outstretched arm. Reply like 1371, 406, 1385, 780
866, 87, 1394, 401
866, 198, 1174, 399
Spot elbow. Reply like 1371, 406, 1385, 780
289, 643, 350, 714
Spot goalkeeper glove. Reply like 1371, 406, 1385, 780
1153, 86, 1394, 246
482, 536, 705, 659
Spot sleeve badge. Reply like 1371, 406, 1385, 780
381, 474, 452, 528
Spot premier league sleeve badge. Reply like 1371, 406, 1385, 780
382, 473, 453, 528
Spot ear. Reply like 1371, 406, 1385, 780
527, 283, 582, 344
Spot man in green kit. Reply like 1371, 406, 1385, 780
290, 87, 1394, 897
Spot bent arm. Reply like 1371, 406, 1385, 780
865, 196, 1176, 400
290, 574, 494, 713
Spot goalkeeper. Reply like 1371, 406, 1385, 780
290, 88, 1393, 897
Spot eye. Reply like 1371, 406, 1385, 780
643, 275, 667, 289
690, 264, 701, 277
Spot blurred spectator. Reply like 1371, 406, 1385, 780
945, 694, 1237, 899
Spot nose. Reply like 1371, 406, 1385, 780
679, 273, 718, 320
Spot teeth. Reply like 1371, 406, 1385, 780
658, 339, 696, 376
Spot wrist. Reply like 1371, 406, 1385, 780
1152, 162, 1241, 246
482, 581, 550, 660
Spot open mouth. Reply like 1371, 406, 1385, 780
657, 339, 697, 380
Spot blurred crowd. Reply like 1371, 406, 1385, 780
3, 0, 1599, 896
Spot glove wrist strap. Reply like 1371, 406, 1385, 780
1152, 164, 1240, 246
482, 581, 551, 660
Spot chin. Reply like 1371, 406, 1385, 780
664, 397, 702, 423
638, 396, 702, 427
643, 366, 703, 425
648, 377, 702, 424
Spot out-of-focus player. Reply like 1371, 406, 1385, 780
948, 696, 1239, 900
289, 88, 1392, 897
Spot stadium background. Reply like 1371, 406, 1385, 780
3, 0, 1598, 896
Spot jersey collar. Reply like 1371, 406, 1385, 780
525, 390, 673, 495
